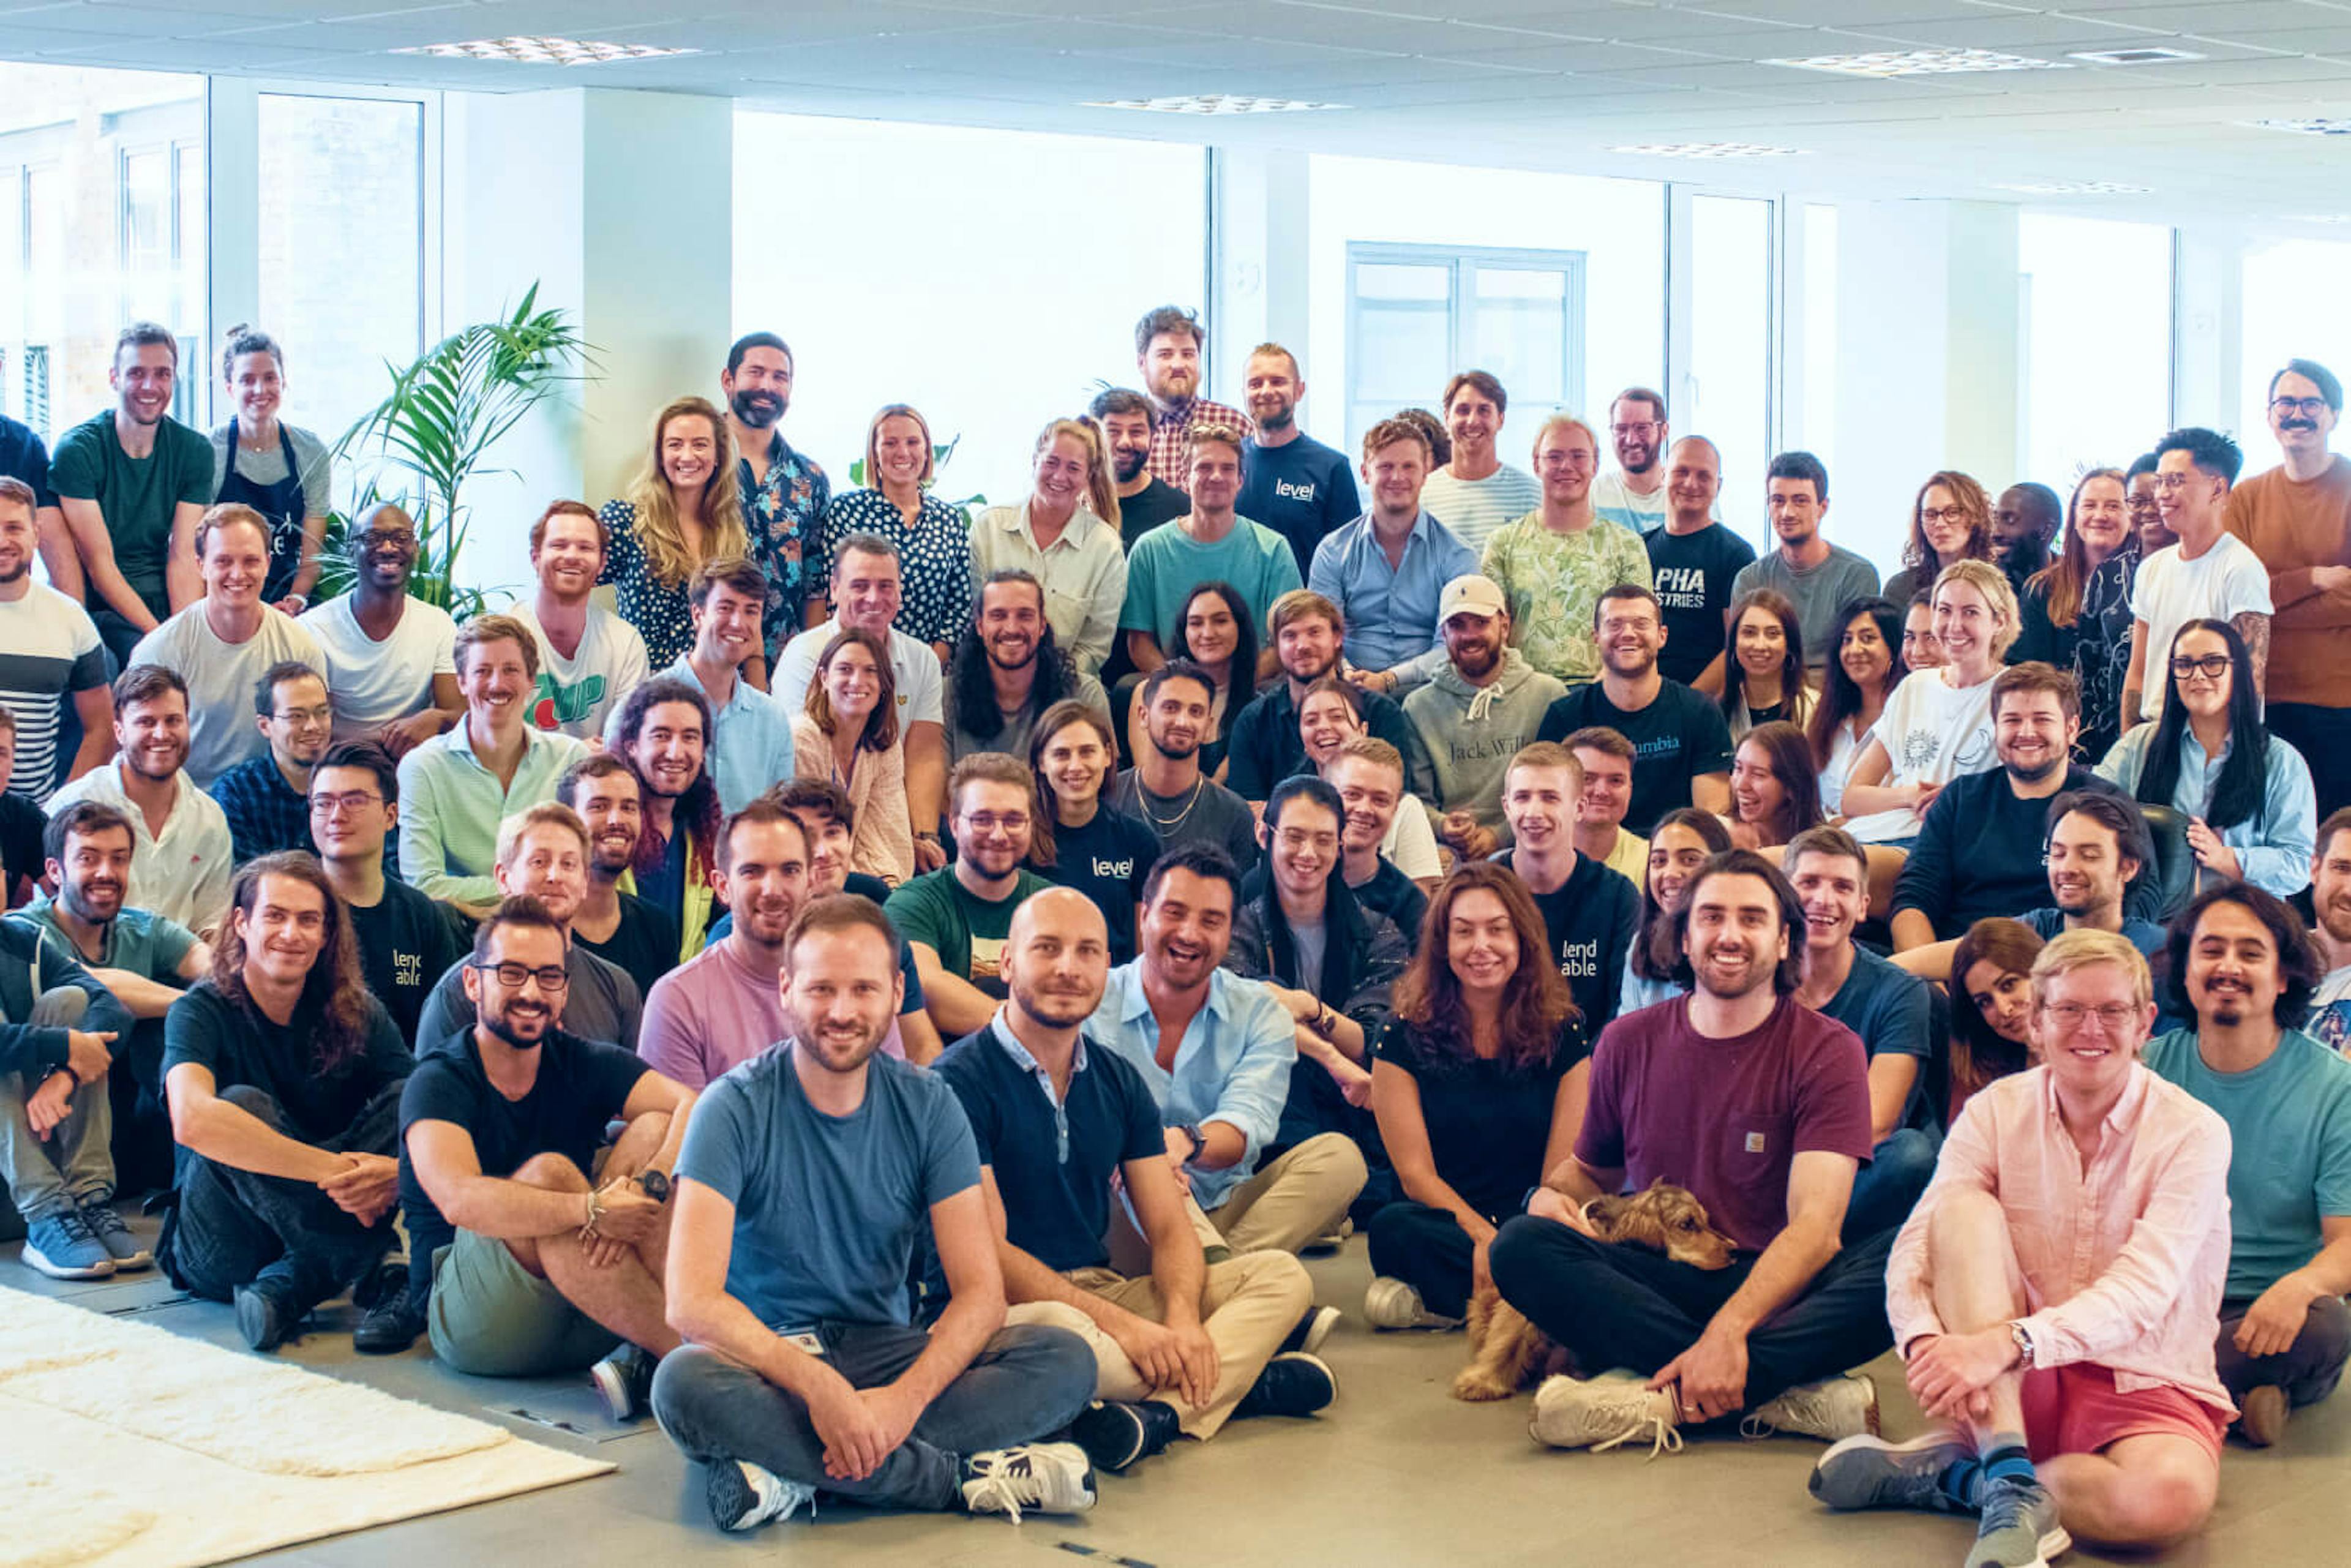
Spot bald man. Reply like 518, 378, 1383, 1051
931, 889, 1333, 1472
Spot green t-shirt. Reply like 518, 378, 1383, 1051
883, 868, 1052, 997
2142, 1026, 2351, 1300
1117, 517, 1303, 650
1479, 514, 1654, 686
47, 411, 214, 615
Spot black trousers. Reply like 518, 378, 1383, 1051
2215, 1294, 2351, 1410
1488, 1215, 1894, 1408
1366, 1201, 1487, 1319
2270, 702, 2351, 820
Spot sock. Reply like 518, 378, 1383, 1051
1944, 1436, 2033, 1509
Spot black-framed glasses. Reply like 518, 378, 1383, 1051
472, 961, 570, 992
2169, 655, 2232, 680
2271, 396, 2331, 419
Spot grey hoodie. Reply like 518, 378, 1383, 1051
1403, 647, 1567, 844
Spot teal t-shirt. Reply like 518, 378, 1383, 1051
1117, 516, 1303, 649
883, 867, 1052, 997
9, 895, 198, 982
47, 411, 215, 615
2143, 1026, 2351, 1299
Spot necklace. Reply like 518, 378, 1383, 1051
1137, 774, 1206, 834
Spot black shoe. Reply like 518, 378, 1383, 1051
351, 1258, 407, 1313
354, 1294, 427, 1355
591, 1343, 658, 1422
1068, 1399, 1183, 1472
1234, 1352, 1337, 1420
1280, 1305, 1341, 1356
234, 1283, 302, 1352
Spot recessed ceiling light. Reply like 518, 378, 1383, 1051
1766, 47, 2071, 78
1605, 141, 1802, 159
391, 36, 698, 66
2067, 47, 2205, 66
1992, 180, 2154, 195
2246, 117, 2351, 136
1082, 94, 1348, 114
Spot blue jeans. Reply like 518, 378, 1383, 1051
651, 1320, 1097, 1513
158, 1083, 403, 1313
1843, 1127, 1938, 1243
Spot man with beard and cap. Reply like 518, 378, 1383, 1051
47, 665, 232, 937
1992, 483, 2063, 594
665, 557, 795, 817
652, 893, 1098, 1533
887, 756, 1057, 1041
943, 572, 1105, 764
1235, 343, 1359, 580
939, 887, 1329, 1474
604, 676, 721, 958
2144, 882, 2351, 1449
515, 501, 651, 741
1641, 437, 1753, 692
1108, 662, 1259, 873
1892, 665, 2140, 949
395, 895, 696, 1403
721, 332, 830, 670
1133, 305, 1251, 493
127, 504, 324, 789
1538, 584, 1734, 833
0, 477, 111, 801
1090, 388, 1191, 550
1224, 590, 1419, 802
307, 741, 462, 1043
2309, 807, 2351, 1051
209, 661, 331, 865
416, 803, 643, 1052
1311, 417, 1477, 699
1092, 844, 1368, 1260
640, 803, 813, 1089
556, 754, 680, 1003
1491, 849, 1888, 1455
2228, 359, 2351, 817
299, 501, 462, 752
1404, 575, 1567, 863
1589, 387, 1675, 535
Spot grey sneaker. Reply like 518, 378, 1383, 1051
1528, 1368, 1683, 1455
1363, 1276, 1463, 1330
1743, 1372, 1880, 1442
1810, 1430, 1976, 1514
20, 1210, 115, 1279
1966, 1474, 2070, 1568
705, 1458, 814, 1533
77, 1200, 152, 1269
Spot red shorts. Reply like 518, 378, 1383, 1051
2020, 1363, 2229, 1463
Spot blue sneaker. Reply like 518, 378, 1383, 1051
705, 1458, 814, 1532
1810, 1430, 1976, 1514
21, 1210, 114, 1279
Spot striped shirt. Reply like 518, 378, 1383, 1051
1419, 465, 1543, 554
0, 582, 108, 802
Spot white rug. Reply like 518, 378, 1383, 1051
0, 1286, 614, 1568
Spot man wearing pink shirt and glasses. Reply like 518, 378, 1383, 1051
1810, 928, 2232, 1568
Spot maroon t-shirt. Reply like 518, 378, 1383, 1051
1574, 994, 1873, 1255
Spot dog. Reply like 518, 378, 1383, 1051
1451, 1182, 1740, 1402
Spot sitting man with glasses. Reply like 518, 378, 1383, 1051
209, 661, 334, 865
394, 896, 698, 1412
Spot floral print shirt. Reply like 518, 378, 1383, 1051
739, 434, 830, 662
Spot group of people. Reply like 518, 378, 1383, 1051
2, 304, 2349, 1564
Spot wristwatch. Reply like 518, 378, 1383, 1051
1177, 1122, 1206, 1165
2008, 1320, 2037, 1368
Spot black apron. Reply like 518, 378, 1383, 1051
216, 418, 310, 603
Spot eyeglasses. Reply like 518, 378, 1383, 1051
2271, 396, 2331, 419
1918, 506, 1972, 525
2150, 472, 2197, 491
309, 790, 384, 817
961, 812, 1029, 834
356, 528, 417, 548
2169, 655, 2232, 680
1609, 421, 1660, 438
472, 961, 570, 992
272, 705, 334, 729
2041, 1002, 2138, 1033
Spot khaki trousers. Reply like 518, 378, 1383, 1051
1197, 1132, 1369, 1256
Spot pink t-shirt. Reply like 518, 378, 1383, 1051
639, 939, 904, 1090
1575, 994, 1874, 1254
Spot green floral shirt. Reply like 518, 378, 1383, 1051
1479, 514, 1655, 684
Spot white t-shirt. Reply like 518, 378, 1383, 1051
300, 595, 458, 745
1378, 793, 1443, 880
1588, 470, 1670, 533
514, 602, 651, 740
773, 618, 946, 732
2129, 533, 2274, 718
1843, 667, 1999, 844
1819, 718, 1864, 819
1419, 464, 1542, 553
127, 605, 325, 788
46, 760, 232, 934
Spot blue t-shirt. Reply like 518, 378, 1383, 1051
2142, 1026, 2351, 1300
1813, 945, 1933, 1130
1237, 433, 1362, 582
677, 1046, 980, 1327
934, 1020, 1164, 1273
1038, 807, 1160, 963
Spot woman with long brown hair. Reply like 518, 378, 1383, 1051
1363, 863, 1589, 1330
1622, 808, 1736, 1013
1883, 469, 1993, 608
600, 396, 751, 672
1720, 587, 1813, 741
790, 628, 913, 884
1945, 916, 2045, 1125
1724, 721, 1826, 851
2018, 468, 2133, 755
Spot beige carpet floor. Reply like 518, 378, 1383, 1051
0, 1286, 613, 1568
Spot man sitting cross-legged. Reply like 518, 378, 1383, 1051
1490, 848, 1890, 1453
937, 887, 1328, 1474
1811, 929, 2232, 1567
158, 854, 413, 1352
651, 894, 1100, 1533
394, 896, 697, 1405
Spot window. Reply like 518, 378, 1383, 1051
732, 112, 1208, 511
2239, 238, 2351, 450
1798, 204, 1838, 473
1343, 244, 1584, 459
2017, 214, 2172, 487
1684, 195, 1776, 533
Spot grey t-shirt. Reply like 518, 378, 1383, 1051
208, 421, 335, 514
1730, 543, 1881, 670
1291, 919, 1327, 991
1109, 768, 1261, 876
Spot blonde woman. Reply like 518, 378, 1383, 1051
599, 395, 751, 672
790, 626, 913, 885
968, 416, 1127, 674
811, 403, 973, 659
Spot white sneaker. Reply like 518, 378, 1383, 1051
960, 1441, 1097, 1521
1742, 1373, 1880, 1443
705, 1459, 814, 1533
1363, 1276, 1463, 1330
1529, 1369, 1684, 1457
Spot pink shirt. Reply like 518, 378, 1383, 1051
639, 939, 904, 1090
1888, 1063, 2235, 1415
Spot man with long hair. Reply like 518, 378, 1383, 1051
1493, 849, 1888, 1453
606, 675, 723, 958
157, 852, 413, 1352
943, 572, 1103, 763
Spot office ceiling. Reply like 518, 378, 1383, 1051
6, 0, 2351, 222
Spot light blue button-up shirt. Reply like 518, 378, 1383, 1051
396, 721, 588, 904
2096, 724, 2317, 898
659, 657, 798, 818
1087, 961, 1297, 1212
1308, 508, 1480, 688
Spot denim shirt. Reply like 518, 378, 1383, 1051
2096, 723, 2319, 899
1086, 961, 1297, 1211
